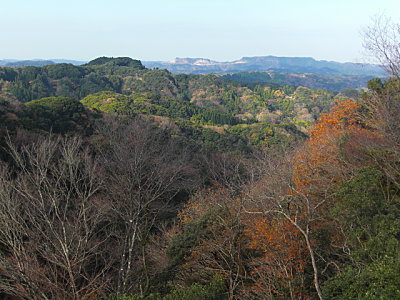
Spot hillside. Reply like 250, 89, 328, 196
221, 71, 374, 91
1, 56, 400, 300
0, 55, 384, 91
0, 56, 349, 168
0, 56, 350, 156
0, 57, 347, 136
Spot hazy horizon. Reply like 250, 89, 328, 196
0, 55, 385, 65
2, 0, 400, 63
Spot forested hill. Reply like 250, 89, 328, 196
1, 55, 384, 91
0, 56, 353, 155
0, 56, 350, 137
1, 56, 383, 76
221, 71, 375, 91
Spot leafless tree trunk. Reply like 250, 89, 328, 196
174, 188, 249, 300
0, 135, 111, 299
95, 117, 200, 295
362, 16, 400, 184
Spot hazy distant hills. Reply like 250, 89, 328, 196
0, 56, 384, 77
2, 60, 56, 67
143, 56, 385, 77
0, 59, 86, 67
0, 56, 384, 91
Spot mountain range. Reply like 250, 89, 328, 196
143, 56, 385, 77
0, 56, 384, 91
0, 59, 86, 67
0, 56, 384, 77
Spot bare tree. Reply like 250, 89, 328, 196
243, 147, 326, 300
205, 152, 253, 193
362, 14, 400, 186
176, 188, 249, 300
363, 15, 400, 78
95, 117, 200, 295
0, 135, 111, 299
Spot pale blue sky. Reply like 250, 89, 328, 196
1, 0, 400, 62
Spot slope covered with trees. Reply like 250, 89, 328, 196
0, 40, 398, 299
0, 56, 348, 151
221, 71, 375, 91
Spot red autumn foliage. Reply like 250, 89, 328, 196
293, 99, 382, 197
244, 216, 309, 298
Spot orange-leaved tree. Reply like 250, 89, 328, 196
288, 99, 382, 299
293, 99, 377, 195
244, 216, 308, 299
243, 100, 382, 299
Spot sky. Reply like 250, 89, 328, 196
1, 0, 400, 63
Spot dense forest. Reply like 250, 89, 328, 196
0, 56, 348, 151
220, 71, 375, 92
1, 27, 400, 299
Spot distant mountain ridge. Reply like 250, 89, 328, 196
143, 56, 385, 77
0, 56, 384, 77
4, 60, 56, 67
0, 59, 86, 67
